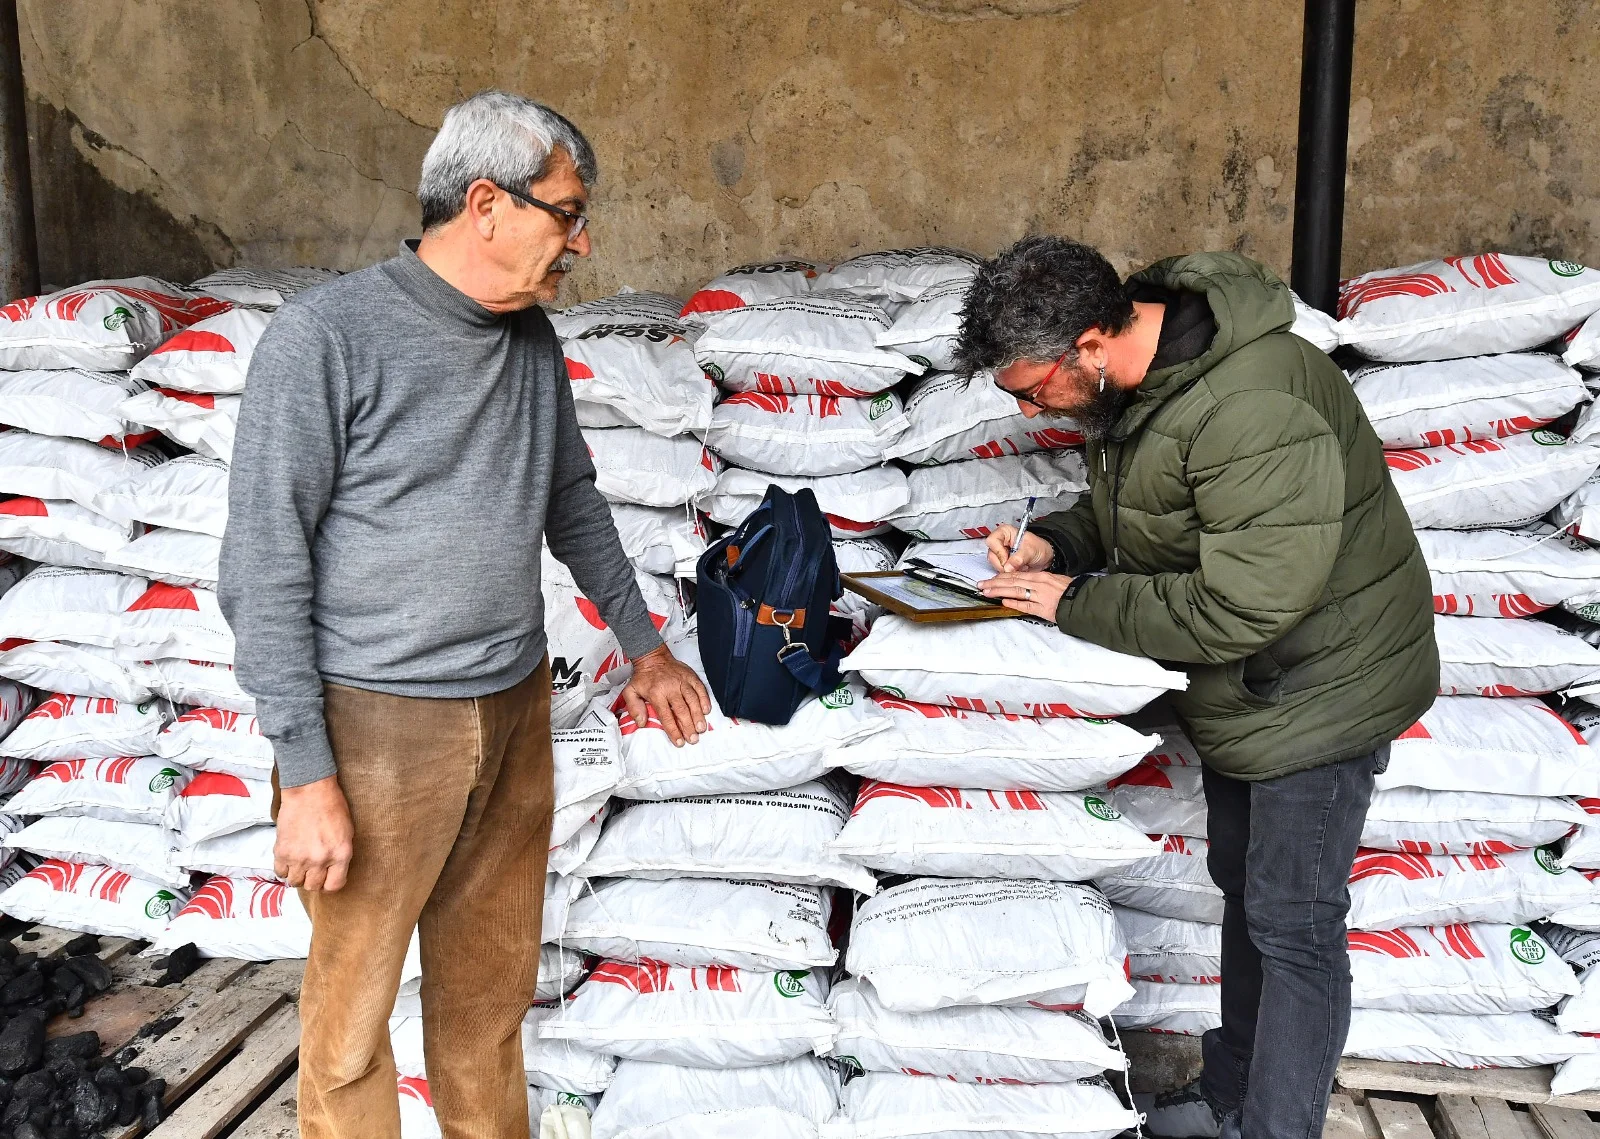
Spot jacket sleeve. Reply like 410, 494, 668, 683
218, 304, 344, 788
1055, 391, 1344, 665
1028, 491, 1106, 576
542, 338, 666, 663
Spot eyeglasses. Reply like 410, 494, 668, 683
995, 349, 1071, 411
493, 182, 589, 241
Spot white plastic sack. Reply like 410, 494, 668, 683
118, 387, 239, 462
0, 858, 189, 939
562, 877, 837, 971
127, 657, 251, 713
175, 825, 278, 881
1350, 353, 1588, 450
0, 278, 232, 371
0, 370, 156, 447
582, 427, 720, 508
1553, 1054, 1600, 1097
4, 816, 186, 889
130, 306, 271, 394
1420, 526, 1600, 617
0, 496, 136, 570
706, 391, 907, 477
590, 1057, 838, 1139
831, 537, 895, 638
886, 372, 1081, 466
117, 582, 233, 664
1348, 923, 1578, 1014
153, 707, 273, 780
0, 691, 167, 761
825, 976, 1124, 1084
832, 782, 1159, 882
1337, 255, 1600, 362
1104, 764, 1207, 838
544, 872, 582, 944
1566, 309, 1600, 370
580, 778, 875, 893
1117, 908, 1221, 983
1125, 712, 1204, 767
891, 451, 1087, 541
612, 637, 886, 800
550, 707, 622, 850
873, 278, 968, 371
1557, 471, 1600, 546
190, 266, 338, 307
149, 875, 309, 960
1363, 787, 1586, 856
1434, 613, 1600, 696
693, 291, 923, 397
846, 877, 1132, 1016
164, 771, 273, 843
103, 528, 220, 589
680, 260, 826, 316
1347, 846, 1590, 929
0, 641, 151, 703
0, 429, 165, 514
543, 551, 681, 716
549, 804, 607, 877
1386, 407, 1600, 529
1096, 835, 1224, 924
1382, 695, 1600, 796
830, 690, 1155, 792
828, 1072, 1137, 1139
550, 297, 714, 437
1113, 979, 1221, 1035
94, 454, 228, 537
1344, 1008, 1596, 1068
1551, 869, 1600, 931
519, 1005, 618, 1094
843, 613, 1187, 719
1291, 294, 1341, 352
707, 466, 909, 538
0, 566, 146, 648
815, 248, 980, 302
608, 503, 705, 578
540, 960, 834, 1068
6, 755, 190, 824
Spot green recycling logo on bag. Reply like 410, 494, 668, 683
102, 307, 133, 331
148, 768, 181, 793
773, 970, 808, 998
1536, 846, 1566, 875
820, 686, 854, 710
145, 890, 178, 920
1083, 795, 1121, 822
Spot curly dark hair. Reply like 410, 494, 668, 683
953, 236, 1135, 376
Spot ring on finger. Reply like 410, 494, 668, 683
1025, 587, 1032, 600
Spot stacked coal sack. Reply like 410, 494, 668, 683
0, 268, 336, 958
1317, 254, 1600, 1075
546, 291, 712, 731
814, 615, 1182, 1137
547, 629, 882, 1139
1091, 712, 1226, 1039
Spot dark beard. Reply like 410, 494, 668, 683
1069, 384, 1133, 441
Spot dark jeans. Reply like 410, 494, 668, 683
1199, 747, 1385, 1139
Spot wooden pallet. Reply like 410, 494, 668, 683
5, 921, 304, 1139
1126, 1032, 1600, 1139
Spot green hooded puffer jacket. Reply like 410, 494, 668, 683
1032, 253, 1438, 780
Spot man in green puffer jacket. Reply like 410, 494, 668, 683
954, 238, 1437, 1139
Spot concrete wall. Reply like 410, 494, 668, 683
15, 0, 1599, 301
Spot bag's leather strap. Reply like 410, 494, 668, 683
756, 604, 806, 629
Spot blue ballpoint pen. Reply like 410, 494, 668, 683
1008, 496, 1038, 566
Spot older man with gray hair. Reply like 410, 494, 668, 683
220, 91, 709, 1138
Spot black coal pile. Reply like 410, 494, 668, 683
0, 937, 168, 1137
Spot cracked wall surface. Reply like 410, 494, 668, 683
15, 0, 1599, 300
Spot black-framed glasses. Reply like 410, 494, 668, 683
994, 349, 1070, 410
493, 182, 589, 240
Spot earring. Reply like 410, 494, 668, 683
1098, 365, 1106, 393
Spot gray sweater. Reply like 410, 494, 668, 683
219, 242, 664, 788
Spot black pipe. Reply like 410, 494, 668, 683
0, 0, 37, 302
1290, 0, 1356, 316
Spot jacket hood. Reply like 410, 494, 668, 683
1111, 253, 1296, 439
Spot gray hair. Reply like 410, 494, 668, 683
416, 90, 598, 230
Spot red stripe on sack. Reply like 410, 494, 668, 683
0, 497, 47, 517
154, 388, 216, 408
1350, 850, 1441, 882
152, 329, 236, 357
129, 583, 200, 612
1348, 929, 1424, 958
182, 877, 234, 920
679, 289, 746, 316
563, 357, 594, 380
1107, 766, 1173, 790
852, 781, 965, 814
181, 771, 250, 798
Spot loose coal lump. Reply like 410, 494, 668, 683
0, 938, 170, 1136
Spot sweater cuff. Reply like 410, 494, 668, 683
254, 695, 339, 788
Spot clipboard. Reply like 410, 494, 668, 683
840, 570, 1023, 623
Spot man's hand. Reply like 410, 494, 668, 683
986, 524, 1055, 574
978, 570, 1074, 621
622, 644, 712, 747
275, 775, 355, 892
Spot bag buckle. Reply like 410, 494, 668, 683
770, 609, 798, 647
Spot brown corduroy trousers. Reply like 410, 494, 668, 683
295, 659, 554, 1139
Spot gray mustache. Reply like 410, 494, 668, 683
552, 253, 577, 274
